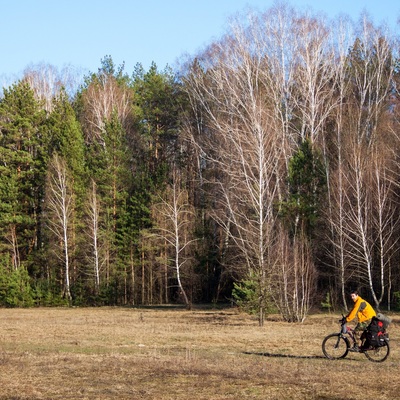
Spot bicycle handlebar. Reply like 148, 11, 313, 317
339, 315, 353, 334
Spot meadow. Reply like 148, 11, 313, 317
0, 306, 399, 399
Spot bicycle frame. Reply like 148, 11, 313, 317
340, 323, 358, 346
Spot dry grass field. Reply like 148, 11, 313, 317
0, 306, 399, 400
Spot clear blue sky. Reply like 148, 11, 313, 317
0, 0, 399, 82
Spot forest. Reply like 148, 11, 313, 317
1, 3, 400, 324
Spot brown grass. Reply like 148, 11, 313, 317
0, 306, 399, 399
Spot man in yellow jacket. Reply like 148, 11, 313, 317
346, 290, 376, 351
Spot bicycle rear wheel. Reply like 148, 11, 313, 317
363, 340, 390, 362
322, 333, 349, 359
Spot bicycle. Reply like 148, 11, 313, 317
322, 316, 390, 363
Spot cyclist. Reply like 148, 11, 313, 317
345, 289, 376, 352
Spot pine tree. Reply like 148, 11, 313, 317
85, 112, 133, 304
0, 81, 48, 271
280, 139, 327, 238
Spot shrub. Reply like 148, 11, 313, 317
232, 271, 271, 316
0, 261, 34, 307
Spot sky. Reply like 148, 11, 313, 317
0, 0, 399, 84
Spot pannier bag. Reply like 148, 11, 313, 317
363, 315, 390, 348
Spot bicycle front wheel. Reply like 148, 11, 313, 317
363, 340, 390, 363
322, 333, 349, 360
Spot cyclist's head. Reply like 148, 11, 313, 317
350, 289, 359, 301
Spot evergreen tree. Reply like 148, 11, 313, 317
40, 91, 87, 302
85, 112, 133, 304
131, 63, 194, 303
280, 139, 327, 238
132, 62, 186, 182
48, 89, 87, 201
0, 81, 48, 271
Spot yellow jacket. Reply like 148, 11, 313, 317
346, 295, 376, 323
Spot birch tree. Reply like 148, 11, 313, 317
331, 18, 396, 308
86, 179, 101, 293
347, 16, 394, 144
80, 57, 132, 145
152, 170, 196, 308
23, 63, 83, 112
291, 14, 338, 143
371, 148, 398, 306
319, 12, 400, 312
257, 3, 298, 159
323, 16, 355, 310
271, 225, 317, 322
184, 12, 283, 325
45, 154, 73, 301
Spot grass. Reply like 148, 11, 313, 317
0, 306, 399, 399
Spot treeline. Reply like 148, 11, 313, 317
1, 4, 400, 323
